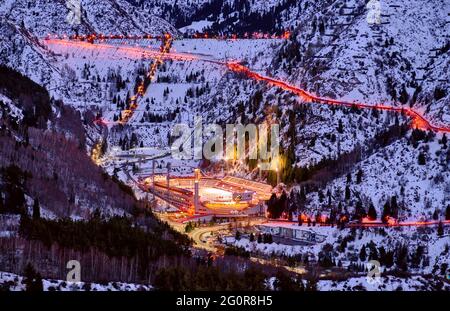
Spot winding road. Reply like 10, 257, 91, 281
44, 38, 450, 134
43, 38, 450, 231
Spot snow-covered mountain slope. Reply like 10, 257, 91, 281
133, 0, 209, 21
317, 275, 449, 291
0, 20, 58, 86
0, 0, 178, 37
299, 132, 449, 221
242, 0, 450, 221
228, 223, 449, 284
0, 67, 138, 218
273, 0, 449, 126
0, 271, 151, 291
41, 37, 284, 182
139, 0, 301, 32
1, 0, 447, 216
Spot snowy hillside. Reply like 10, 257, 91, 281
0, 0, 178, 37
0, 67, 138, 218
227, 223, 450, 286
247, 0, 450, 223
273, 0, 449, 126
42, 37, 283, 141
301, 133, 450, 221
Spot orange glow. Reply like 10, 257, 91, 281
361, 217, 379, 223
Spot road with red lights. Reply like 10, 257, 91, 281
226, 62, 450, 134
44, 38, 450, 134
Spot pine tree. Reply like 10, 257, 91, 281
184, 222, 193, 233
399, 85, 409, 105
441, 134, 448, 148
390, 196, 399, 218
235, 231, 241, 241
345, 185, 351, 201
257, 233, 262, 243
437, 221, 444, 237
300, 186, 307, 201
432, 210, 439, 221
354, 200, 365, 220
249, 233, 255, 242
446, 205, 450, 221
346, 173, 352, 183
418, 152, 426, 165
263, 233, 269, 243
367, 204, 377, 220
23, 263, 43, 292
337, 119, 344, 134
32, 198, 40, 220
359, 246, 367, 262
395, 244, 408, 272
318, 20, 325, 35
382, 199, 391, 222
378, 246, 387, 266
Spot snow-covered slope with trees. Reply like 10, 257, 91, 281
0, 0, 449, 291
0, 270, 151, 291
273, 0, 449, 126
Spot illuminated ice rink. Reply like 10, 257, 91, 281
199, 187, 233, 203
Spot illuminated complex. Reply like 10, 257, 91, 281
140, 169, 272, 217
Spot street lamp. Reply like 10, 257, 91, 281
276, 166, 280, 185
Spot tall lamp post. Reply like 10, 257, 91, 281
276, 166, 280, 185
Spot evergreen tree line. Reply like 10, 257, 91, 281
181, 0, 300, 35
0, 65, 52, 128
139, 109, 179, 124
248, 232, 274, 244
0, 214, 316, 290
